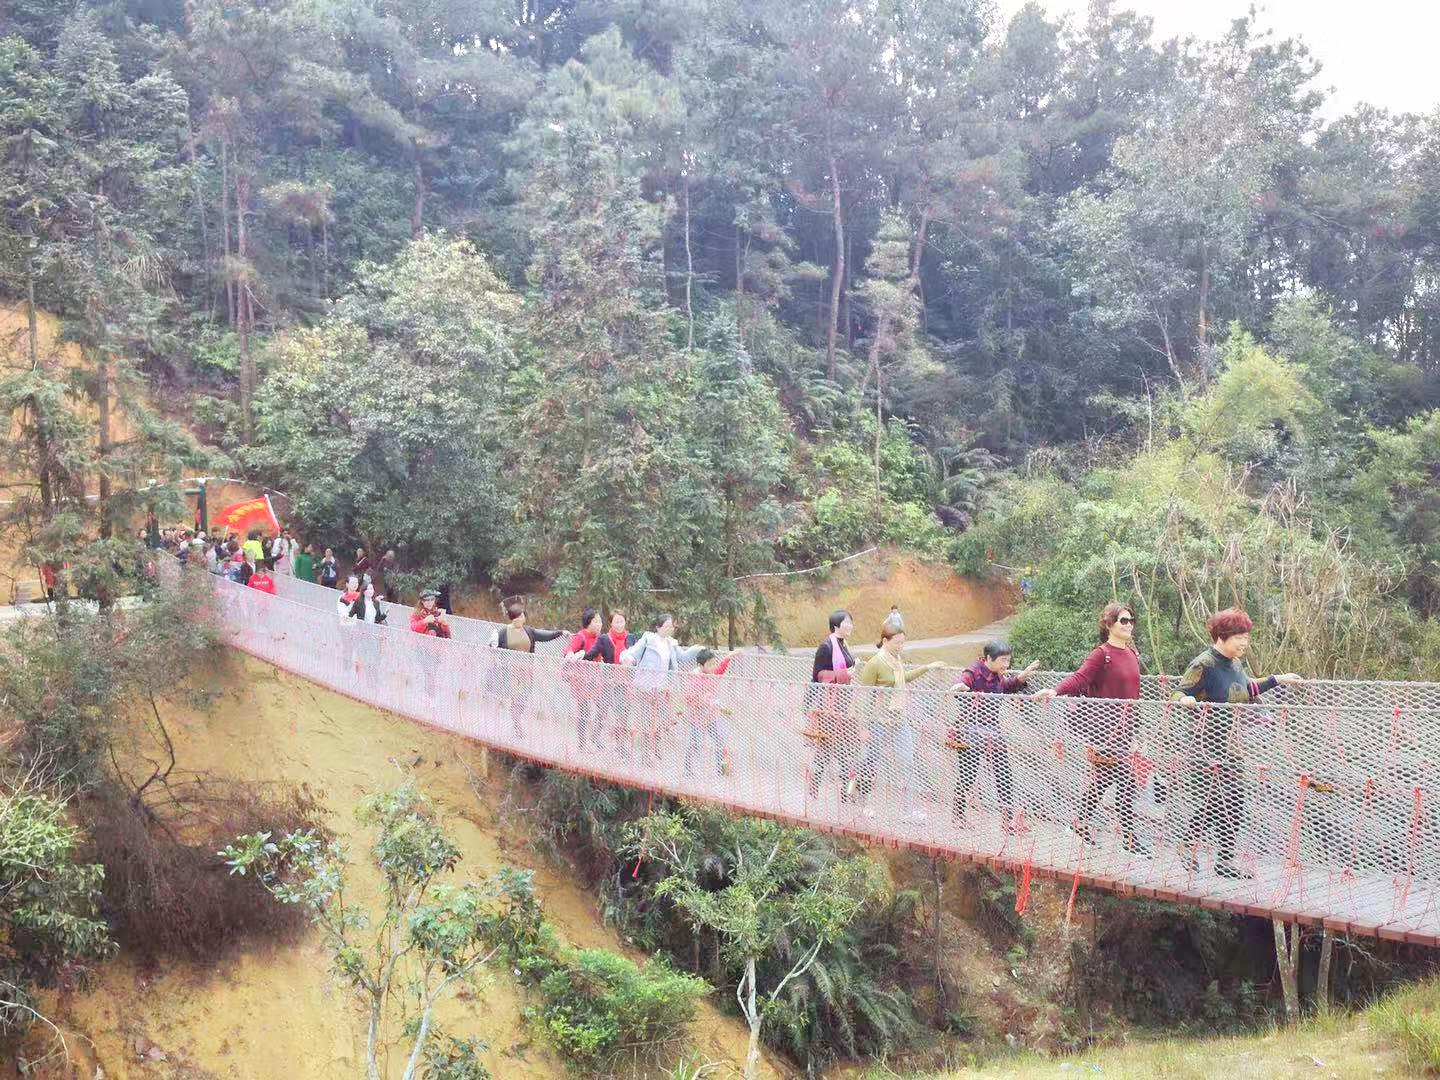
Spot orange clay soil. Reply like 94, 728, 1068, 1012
458, 548, 1013, 654
41, 653, 790, 1080
759, 549, 1013, 649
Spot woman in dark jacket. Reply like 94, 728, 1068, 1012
806, 609, 856, 799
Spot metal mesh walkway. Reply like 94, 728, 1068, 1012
208, 571, 1439, 945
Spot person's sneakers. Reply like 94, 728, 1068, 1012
1215, 861, 1254, 880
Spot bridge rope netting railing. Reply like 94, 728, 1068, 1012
202, 569, 1439, 945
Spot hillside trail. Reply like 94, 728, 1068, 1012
46, 653, 790, 1080
770, 615, 1018, 666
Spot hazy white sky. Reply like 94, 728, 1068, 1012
996, 0, 1440, 118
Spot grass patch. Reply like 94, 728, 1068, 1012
1370, 979, 1440, 1075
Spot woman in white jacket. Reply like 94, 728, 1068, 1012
622, 614, 704, 764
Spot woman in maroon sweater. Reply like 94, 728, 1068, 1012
1036, 601, 1146, 854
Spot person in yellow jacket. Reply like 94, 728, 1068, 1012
854, 622, 945, 819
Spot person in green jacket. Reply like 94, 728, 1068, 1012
292, 543, 316, 584
1173, 607, 1303, 879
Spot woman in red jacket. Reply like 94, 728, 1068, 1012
1035, 601, 1147, 854
564, 608, 605, 750
246, 560, 278, 595
410, 592, 452, 638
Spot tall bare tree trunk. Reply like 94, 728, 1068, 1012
411, 153, 426, 239
931, 856, 947, 1024
743, 956, 761, 1080
843, 229, 853, 353
96, 347, 111, 543
27, 243, 53, 520
1316, 928, 1335, 1016
735, 222, 746, 348
684, 174, 695, 351
187, 113, 209, 304
1273, 918, 1300, 1023
221, 138, 235, 327
872, 357, 883, 509
1197, 234, 1210, 348
724, 496, 737, 648
235, 171, 255, 443
826, 149, 844, 382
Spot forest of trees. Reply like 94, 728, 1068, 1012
3, 2, 1440, 1073
3, 0, 1439, 650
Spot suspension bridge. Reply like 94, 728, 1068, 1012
197, 569, 1439, 946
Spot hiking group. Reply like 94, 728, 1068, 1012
803, 600, 1302, 881
167, 524, 1305, 882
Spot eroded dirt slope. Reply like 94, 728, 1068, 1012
49, 653, 787, 1080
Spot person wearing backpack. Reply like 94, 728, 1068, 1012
488, 600, 565, 737
621, 614, 706, 766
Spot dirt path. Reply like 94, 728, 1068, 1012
772, 615, 1018, 665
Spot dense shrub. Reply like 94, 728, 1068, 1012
85, 779, 324, 961
523, 771, 925, 1072
1067, 895, 1269, 1034
526, 948, 707, 1072
1008, 602, 1100, 671
0, 573, 217, 790
780, 423, 949, 566
0, 771, 112, 1036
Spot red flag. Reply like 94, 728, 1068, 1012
212, 495, 280, 536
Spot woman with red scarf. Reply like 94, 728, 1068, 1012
564, 608, 606, 750
574, 610, 638, 756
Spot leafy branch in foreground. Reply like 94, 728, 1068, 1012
223, 784, 522, 1080
629, 808, 881, 1080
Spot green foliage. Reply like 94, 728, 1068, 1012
526, 948, 707, 1072
758, 891, 924, 1071
782, 424, 947, 565
0, 11, 214, 592
1371, 980, 1440, 1075
1351, 410, 1440, 615
0, 773, 113, 1036
0, 570, 218, 789
630, 806, 889, 1077
1068, 896, 1268, 1035
1007, 603, 1098, 672
421, 1033, 492, 1080
223, 784, 530, 1080
1185, 330, 1322, 466
248, 232, 518, 594
962, 441, 1414, 676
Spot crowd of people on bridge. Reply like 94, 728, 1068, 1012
163, 522, 1311, 882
